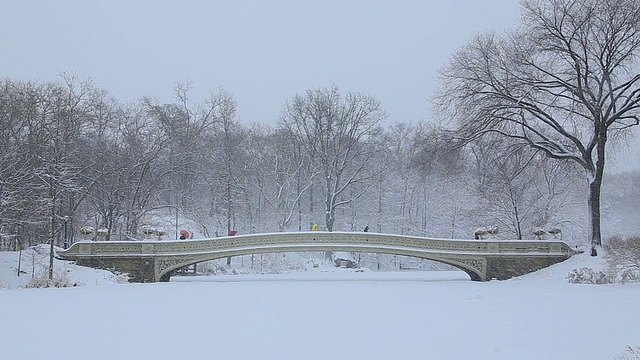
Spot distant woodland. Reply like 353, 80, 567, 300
2, 0, 640, 251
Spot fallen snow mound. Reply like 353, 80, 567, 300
0, 245, 128, 289
514, 250, 605, 282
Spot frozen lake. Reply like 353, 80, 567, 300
1, 249, 639, 360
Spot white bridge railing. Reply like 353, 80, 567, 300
58, 231, 576, 257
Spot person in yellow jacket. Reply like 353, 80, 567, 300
311, 224, 318, 231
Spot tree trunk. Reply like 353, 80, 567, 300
49, 212, 55, 281
325, 214, 334, 232
324, 179, 334, 261
588, 133, 607, 254
377, 175, 383, 233
588, 174, 603, 248
513, 205, 522, 240
48, 165, 57, 281
297, 167, 302, 231
309, 181, 314, 230
324, 175, 334, 232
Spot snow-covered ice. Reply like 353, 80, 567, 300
0, 247, 638, 360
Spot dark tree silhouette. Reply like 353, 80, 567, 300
434, 0, 640, 253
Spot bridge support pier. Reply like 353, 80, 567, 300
485, 256, 567, 280
75, 257, 156, 283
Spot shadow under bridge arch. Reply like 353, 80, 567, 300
156, 239, 484, 282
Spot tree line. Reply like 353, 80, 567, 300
1, 0, 639, 254
0, 76, 595, 249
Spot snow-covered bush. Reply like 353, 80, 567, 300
103, 271, 130, 284
188, 254, 311, 276
604, 236, 640, 283
198, 262, 232, 275
567, 236, 640, 284
566, 267, 612, 284
25, 269, 79, 288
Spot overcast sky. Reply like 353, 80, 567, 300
1, 1, 638, 171
1, 0, 520, 124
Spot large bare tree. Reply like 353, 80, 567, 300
434, 0, 640, 253
281, 85, 387, 231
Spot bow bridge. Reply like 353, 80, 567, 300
56, 231, 578, 282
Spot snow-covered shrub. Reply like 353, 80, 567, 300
566, 267, 612, 284
25, 269, 80, 288
191, 254, 310, 276
197, 261, 231, 275
604, 236, 640, 283
104, 271, 130, 284
618, 345, 640, 360
261, 257, 307, 274
567, 236, 640, 284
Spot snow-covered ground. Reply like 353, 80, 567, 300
0, 247, 638, 360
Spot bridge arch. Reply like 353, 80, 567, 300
156, 246, 483, 282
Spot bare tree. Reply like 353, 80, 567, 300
434, 0, 640, 253
0, 79, 41, 250
468, 136, 581, 240
78, 98, 173, 241
248, 127, 316, 232
281, 85, 387, 231
211, 89, 244, 236
145, 81, 221, 212
24, 75, 99, 279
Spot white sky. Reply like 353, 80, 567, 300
2, 1, 638, 171
0, 0, 520, 125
